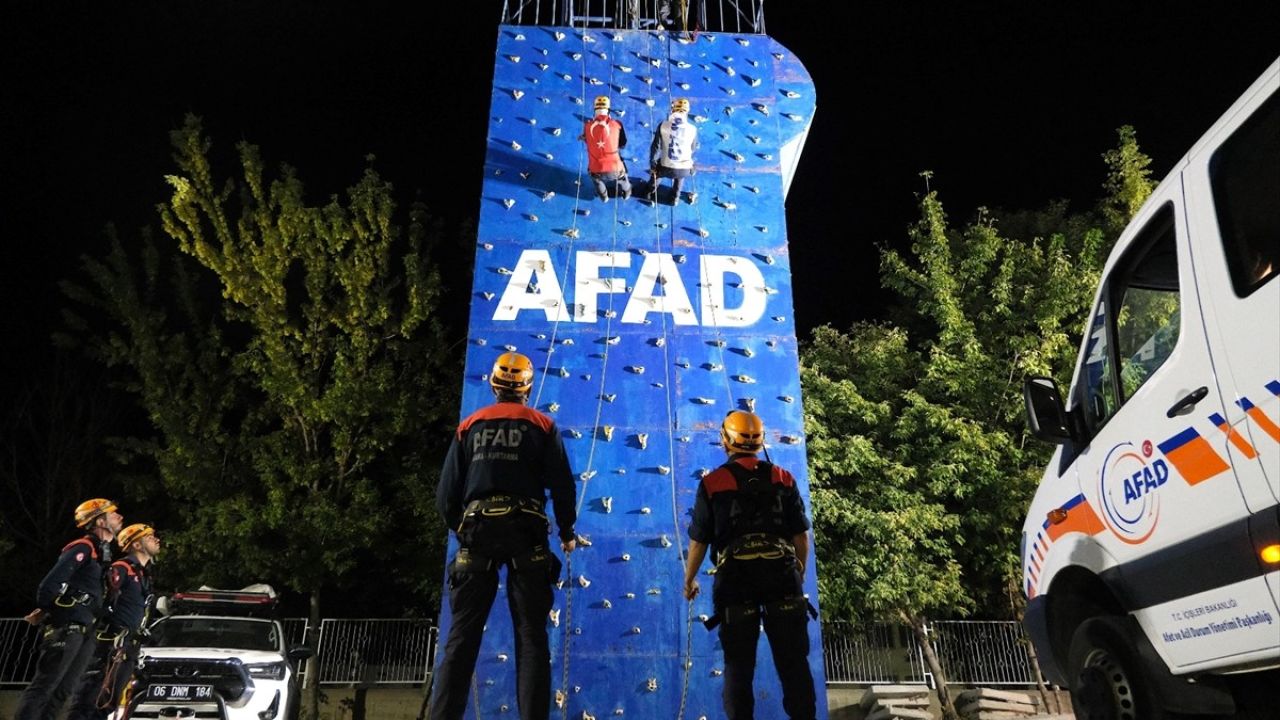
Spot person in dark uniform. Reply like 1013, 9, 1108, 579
15, 498, 124, 720
684, 411, 817, 720
67, 523, 160, 720
429, 351, 577, 720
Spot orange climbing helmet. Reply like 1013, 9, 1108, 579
490, 352, 534, 397
593, 95, 611, 112
721, 411, 764, 454
670, 97, 690, 114
74, 498, 117, 528
117, 523, 155, 550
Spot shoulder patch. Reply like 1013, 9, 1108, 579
702, 467, 738, 496
62, 537, 98, 561
459, 403, 555, 436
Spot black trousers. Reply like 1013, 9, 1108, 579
67, 637, 138, 720
713, 561, 817, 720
428, 551, 559, 720
14, 623, 97, 720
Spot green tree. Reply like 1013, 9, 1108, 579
60, 116, 460, 717
803, 128, 1154, 715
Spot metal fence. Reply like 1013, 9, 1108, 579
2, 616, 1036, 688
820, 620, 1041, 687
499, 0, 768, 34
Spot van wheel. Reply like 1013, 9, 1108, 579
1067, 616, 1165, 720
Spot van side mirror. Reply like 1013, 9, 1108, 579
1023, 376, 1075, 444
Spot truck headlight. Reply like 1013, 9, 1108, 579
245, 661, 286, 681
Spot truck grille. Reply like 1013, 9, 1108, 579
139, 658, 249, 701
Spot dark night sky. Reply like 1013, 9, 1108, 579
2, 1, 1278, 379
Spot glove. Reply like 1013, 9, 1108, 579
23, 608, 46, 626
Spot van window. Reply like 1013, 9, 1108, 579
1211, 92, 1279, 297
1079, 205, 1180, 434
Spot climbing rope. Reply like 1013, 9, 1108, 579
556, 18, 626, 719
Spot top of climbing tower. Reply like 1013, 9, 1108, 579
499, 0, 766, 34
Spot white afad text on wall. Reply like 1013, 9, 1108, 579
492, 249, 770, 327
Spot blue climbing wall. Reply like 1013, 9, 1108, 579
437, 24, 824, 720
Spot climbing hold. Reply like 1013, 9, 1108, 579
626, 365, 645, 374
602, 598, 612, 608
639, 507, 651, 515
636, 433, 649, 449
734, 374, 756, 384
657, 465, 671, 475
498, 653, 509, 662
620, 553, 630, 562
549, 402, 561, 412
549, 609, 561, 627
502, 199, 516, 209
660, 534, 672, 548
511, 89, 524, 100
646, 678, 658, 692
578, 575, 591, 589
602, 497, 613, 513
602, 425, 615, 441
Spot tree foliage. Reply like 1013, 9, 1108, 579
803, 125, 1155, 623
59, 115, 461, 614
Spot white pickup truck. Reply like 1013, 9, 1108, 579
128, 586, 311, 720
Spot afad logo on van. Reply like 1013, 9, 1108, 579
1097, 440, 1170, 545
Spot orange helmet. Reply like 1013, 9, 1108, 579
593, 95, 611, 112
74, 499, 117, 528
117, 523, 155, 550
490, 352, 534, 397
670, 97, 690, 114
721, 411, 764, 454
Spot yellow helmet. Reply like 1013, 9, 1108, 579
671, 97, 690, 114
117, 523, 155, 550
490, 352, 534, 397
74, 498, 117, 528
721, 411, 764, 454
593, 95, 611, 112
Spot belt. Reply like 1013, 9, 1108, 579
715, 533, 796, 567
463, 494, 547, 521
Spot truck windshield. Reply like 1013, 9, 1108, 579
149, 617, 279, 652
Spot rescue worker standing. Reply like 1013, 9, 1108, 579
581, 95, 632, 202
684, 412, 817, 720
430, 352, 577, 720
647, 97, 699, 204
15, 498, 124, 720
67, 523, 159, 720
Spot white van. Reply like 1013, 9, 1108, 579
1022, 57, 1279, 719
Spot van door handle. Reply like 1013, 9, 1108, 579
1166, 386, 1209, 418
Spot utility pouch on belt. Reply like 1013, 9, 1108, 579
703, 603, 761, 631
453, 548, 494, 574
763, 597, 809, 619
510, 545, 552, 573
